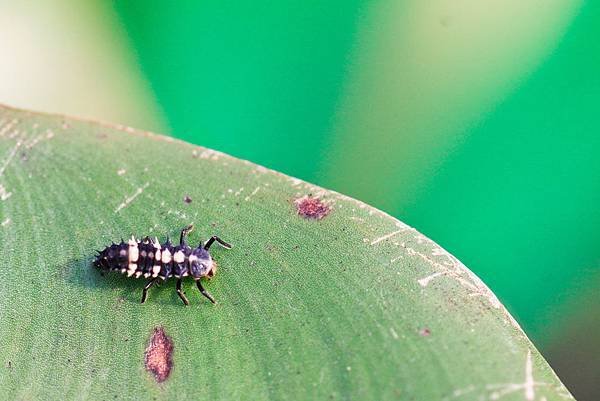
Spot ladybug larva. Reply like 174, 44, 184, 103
93, 224, 231, 305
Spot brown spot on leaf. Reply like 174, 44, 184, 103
419, 327, 431, 337
294, 196, 331, 220
144, 327, 174, 383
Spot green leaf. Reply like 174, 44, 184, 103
0, 105, 573, 400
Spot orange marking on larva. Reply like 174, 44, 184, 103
144, 327, 174, 383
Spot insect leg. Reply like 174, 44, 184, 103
196, 280, 216, 304
179, 224, 194, 245
141, 278, 159, 304
176, 278, 190, 306
203, 236, 232, 250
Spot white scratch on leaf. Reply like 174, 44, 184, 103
115, 182, 149, 213
524, 349, 535, 400
0, 184, 11, 201
167, 209, 188, 221
244, 186, 260, 201
444, 350, 555, 400
390, 255, 404, 263
193, 148, 222, 160
0, 119, 18, 137
417, 272, 445, 287
24, 129, 54, 149
442, 385, 476, 400
486, 350, 544, 400
24, 135, 43, 149
0, 140, 22, 177
405, 238, 502, 310
370, 228, 409, 245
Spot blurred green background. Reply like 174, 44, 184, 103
1, 1, 598, 399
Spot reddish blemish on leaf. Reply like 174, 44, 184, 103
419, 327, 431, 337
294, 195, 331, 220
144, 327, 174, 383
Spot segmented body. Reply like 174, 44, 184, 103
94, 237, 215, 280
93, 225, 231, 305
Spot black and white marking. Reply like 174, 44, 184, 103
93, 224, 232, 305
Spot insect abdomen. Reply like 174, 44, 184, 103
94, 237, 188, 280
136, 240, 160, 278
171, 245, 191, 278
94, 242, 127, 272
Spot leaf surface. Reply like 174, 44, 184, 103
0, 105, 573, 400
